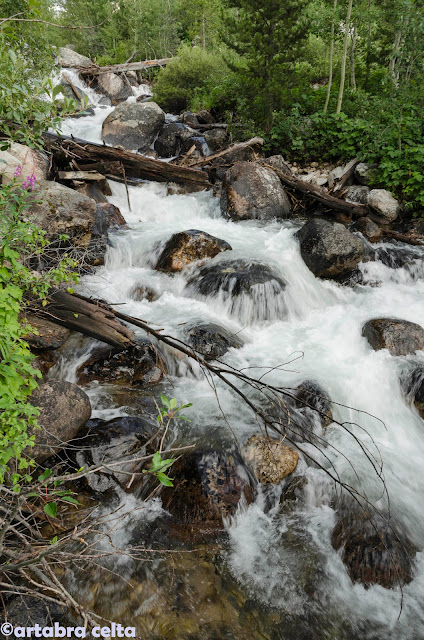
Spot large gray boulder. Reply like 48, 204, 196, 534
155, 229, 231, 273
56, 47, 92, 69
96, 72, 132, 105
29, 180, 96, 247
102, 101, 165, 152
29, 381, 91, 463
221, 161, 291, 221
362, 318, 424, 356
368, 189, 401, 223
0, 142, 49, 186
296, 218, 365, 279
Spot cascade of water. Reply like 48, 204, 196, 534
56, 83, 424, 639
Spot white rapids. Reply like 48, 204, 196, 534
56, 90, 424, 639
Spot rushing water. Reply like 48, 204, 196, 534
54, 72, 424, 639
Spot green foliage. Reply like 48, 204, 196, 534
269, 88, 424, 211
153, 44, 227, 113
0, 45, 80, 150
0, 177, 79, 485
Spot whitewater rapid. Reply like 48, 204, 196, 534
56, 72, 424, 639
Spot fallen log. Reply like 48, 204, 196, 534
58, 170, 106, 182
189, 137, 264, 168
381, 230, 424, 246
331, 157, 359, 194
264, 164, 370, 218
79, 58, 173, 77
42, 132, 211, 189
36, 290, 136, 350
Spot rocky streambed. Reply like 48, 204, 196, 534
3, 50, 424, 639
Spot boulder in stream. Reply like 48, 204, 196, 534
96, 72, 132, 105
368, 189, 401, 223
184, 321, 243, 361
353, 216, 383, 243
28, 380, 91, 463
362, 318, 424, 356
154, 122, 185, 157
294, 380, 333, 429
77, 340, 165, 386
160, 449, 255, 537
204, 128, 229, 152
56, 47, 92, 68
129, 283, 160, 302
243, 435, 299, 484
221, 161, 291, 221
29, 180, 96, 247
296, 218, 365, 280
102, 102, 165, 152
332, 498, 416, 588
155, 229, 231, 273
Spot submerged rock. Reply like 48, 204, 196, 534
28, 381, 91, 463
160, 449, 255, 536
243, 435, 299, 484
332, 499, 416, 588
401, 365, 424, 418
362, 318, 424, 356
96, 72, 132, 105
102, 102, 165, 152
296, 218, 365, 280
129, 284, 160, 302
221, 161, 291, 221
77, 340, 165, 386
186, 259, 287, 323
72, 416, 153, 493
368, 189, 401, 223
155, 229, 231, 273
294, 380, 333, 429
184, 321, 243, 361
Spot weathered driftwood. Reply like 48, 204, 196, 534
39, 290, 135, 350
58, 170, 106, 182
382, 230, 424, 246
42, 132, 211, 189
264, 164, 370, 218
189, 137, 264, 168
331, 157, 359, 194
79, 58, 173, 77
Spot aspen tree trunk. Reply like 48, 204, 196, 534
323, 0, 338, 113
349, 25, 357, 90
336, 0, 354, 115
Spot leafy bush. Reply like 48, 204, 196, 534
269, 88, 424, 212
153, 44, 227, 113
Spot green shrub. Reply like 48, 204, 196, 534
153, 44, 226, 113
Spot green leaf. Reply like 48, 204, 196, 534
157, 473, 173, 487
44, 502, 57, 518
61, 496, 79, 505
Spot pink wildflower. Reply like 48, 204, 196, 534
22, 174, 37, 191
14, 165, 22, 177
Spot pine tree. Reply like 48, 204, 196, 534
223, 0, 311, 130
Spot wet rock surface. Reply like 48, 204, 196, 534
71, 416, 154, 493
294, 380, 333, 429
362, 318, 424, 356
23, 314, 70, 351
243, 435, 299, 484
296, 218, 365, 280
401, 365, 424, 418
187, 259, 286, 297
203, 128, 229, 151
221, 161, 291, 221
332, 499, 416, 588
155, 229, 231, 273
102, 101, 165, 152
28, 380, 91, 463
184, 321, 243, 361
353, 216, 383, 242
160, 449, 255, 536
129, 283, 160, 302
77, 341, 165, 386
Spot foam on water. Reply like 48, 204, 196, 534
63, 92, 424, 638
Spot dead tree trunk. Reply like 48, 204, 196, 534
42, 132, 211, 190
